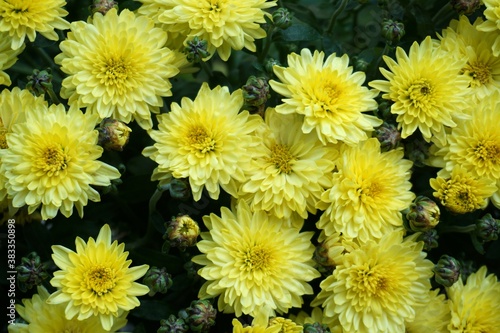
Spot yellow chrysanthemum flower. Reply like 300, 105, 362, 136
152, 0, 277, 61
312, 231, 434, 333
143, 83, 262, 201
8, 286, 127, 333
289, 307, 343, 333
405, 289, 451, 333
477, 0, 500, 56
232, 318, 281, 333
0, 32, 25, 86
47, 224, 150, 331
369, 36, 469, 144
0, 0, 69, 50
430, 166, 497, 214
55, 8, 180, 130
439, 16, 500, 100
192, 200, 320, 319
317, 138, 415, 242
427, 93, 500, 208
0, 104, 121, 220
268, 317, 302, 333
447, 266, 500, 332
270, 48, 381, 145
239, 108, 336, 227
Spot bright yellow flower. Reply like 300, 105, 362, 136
477, 0, 500, 56
430, 166, 497, 214
0, 32, 25, 86
312, 231, 434, 333
405, 289, 450, 333
232, 318, 281, 333
153, 0, 277, 61
143, 83, 262, 201
289, 307, 343, 333
439, 16, 500, 100
0, 0, 69, 50
8, 286, 127, 333
47, 224, 150, 331
0, 104, 121, 220
447, 266, 500, 332
268, 317, 302, 333
270, 48, 381, 145
369, 36, 469, 144
317, 138, 414, 242
239, 108, 336, 227
427, 92, 500, 208
192, 200, 320, 319
55, 8, 180, 129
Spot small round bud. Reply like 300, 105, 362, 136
381, 19, 405, 45
97, 118, 132, 151
404, 137, 430, 168
243, 76, 271, 107
450, 0, 481, 15
353, 56, 369, 72
406, 196, 440, 231
475, 213, 500, 242
303, 322, 331, 333
164, 215, 200, 251
143, 267, 173, 296
90, 0, 118, 15
374, 122, 401, 152
158, 315, 189, 333
264, 58, 281, 75
434, 255, 461, 287
184, 37, 211, 63
417, 229, 439, 251
168, 178, 191, 200
185, 299, 217, 333
16, 252, 49, 292
26, 68, 53, 97
272, 8, 293, 29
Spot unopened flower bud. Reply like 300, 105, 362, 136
26, 69, 53, 96
382, 19, 405, 45
406, 196, 440, 231
475, 213, 500, 242
404, 137, 430, 168
313, 243, 334, 275
265, 58, 281, 75
16, 252, 49, 292
184, 37, 211, 63
243, 76, 270, 115
353, 56, 369, 72
434, 255, 461, 287
164, 215, 200, 251
450, 0, 481, 15
167, 178, 191, 200
90, 0, 118, 15
185, 299, 217, 333
303, 323, 331, 333
97, 118, 132, 151
158, 315, 189, 333
272, 8, 293, 29
143, 267, 173, 296
417, 229, 439, 251
374, 122, 401, 151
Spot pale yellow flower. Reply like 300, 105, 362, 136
477, 0, 500, 56
232, 318, 281, 333
0, 32, 25, 86
405, 289, 450, 333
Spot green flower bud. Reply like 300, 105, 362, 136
434, 255, 461, 287
158, 315, 189, 333
313, 242, 334, 276
185, 299, 217, 333
26, 68, 54, 98
143, 267, 173, 296
16, 252, 49, 292
168, 178, 191, 200
242, 76, 271, 115
404, 137, 430, 168
303, 323, 331, 333
450, 0, 481, 15
353, 56, 369, 72
97, 118, 132, 151
264, 58, 281, 75
417, 229, 439, 251
272, 8, 293, 29
90, 0, 118, 15
164, 215, 200, 251
184, 37, 211, 63
381, 19, 405, 45
374, 122, 401, 152
475, 213, 500, 242
406, 196, 440, 231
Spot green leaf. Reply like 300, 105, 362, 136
274, 21, 321, 42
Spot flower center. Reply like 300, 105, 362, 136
99, 56, 130, 87
406, 79, 434, 110
36, 144, 68, 176
463, 62, 491, 87
440, 181, 479, 214
187, 125, 216, 154
267, 144, 295, 174
307, 73, 342, 115
351, 263, 390, 298
241, 244, 272, 272
0, 119, 7, 149
471, 140, 499, 164
359, 180, 383, 203
84, 265, 116, 296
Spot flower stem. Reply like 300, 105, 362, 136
199, 60, 213, 78
432, 2, 453, 27
439, 224, 476, 234
326, 0, 348, 34
258, 26, 276, 63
